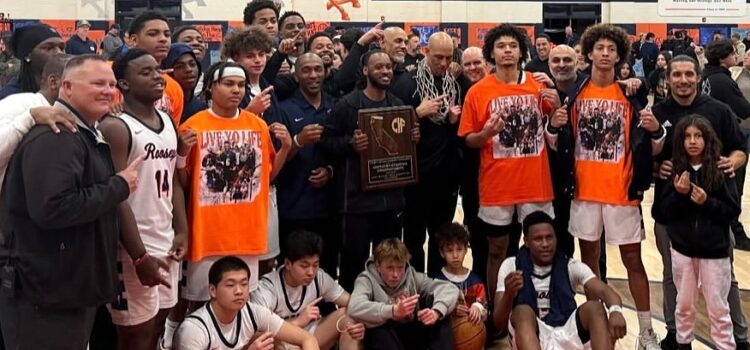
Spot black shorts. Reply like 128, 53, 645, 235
477, 217, 522, 239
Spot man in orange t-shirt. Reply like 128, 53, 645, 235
546, 24, 666, 349
120, 11, 184, 126
458, 24, 560, 297
176, 61, 292, 303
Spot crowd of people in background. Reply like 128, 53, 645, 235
0, 1, 749, 350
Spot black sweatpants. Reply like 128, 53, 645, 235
0, 293, 97, 350
363, 317, 454, 350
403, 181, 459, 276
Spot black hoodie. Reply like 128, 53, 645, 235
701, 64, 750, 120
661, 165, 740, 259
651, 94, 746, 222
320, 89, 407, 214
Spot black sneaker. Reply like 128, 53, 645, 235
735, 232, 750, 252
660, 331, 677, 350
737, 341, 750, 350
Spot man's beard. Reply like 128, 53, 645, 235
367, 74, 390, 90
552, 70, 576, 82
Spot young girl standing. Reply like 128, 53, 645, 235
660, 115, 740, 350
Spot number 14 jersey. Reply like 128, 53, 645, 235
119, 110, 178, 256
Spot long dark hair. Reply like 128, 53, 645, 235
672, 115, 724, 192
18, 60, 38, 93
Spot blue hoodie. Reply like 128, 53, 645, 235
162, 43, 206, 123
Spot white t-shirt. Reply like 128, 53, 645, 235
251, 267, 345, 321
496, 257, 595, 318
175, 302, 284, 350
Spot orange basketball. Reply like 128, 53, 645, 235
451, 316, 486, 350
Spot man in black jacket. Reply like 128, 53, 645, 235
547, 44, 585, 258
392, 31, 469, 276
652, 55, 749, 350
320, 50, 419, 291
0, 54, 166, 350
701, 39, 750, 252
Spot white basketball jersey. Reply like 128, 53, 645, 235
252, 267, 345, 320
118, 110, 177, 256
177, 302, 284, 350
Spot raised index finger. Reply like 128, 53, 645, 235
292, 30, 305, 40
129, 153, 147, 169
311, 296, 324, 305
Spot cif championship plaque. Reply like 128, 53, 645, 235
357, 106, 418, 191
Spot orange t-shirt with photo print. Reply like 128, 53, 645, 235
178, 109, 276, 261
571, 82, 638, 206
458, 72, 553, 206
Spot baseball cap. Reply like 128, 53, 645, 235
77, 20, 91, 28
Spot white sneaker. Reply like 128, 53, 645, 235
158, 337, 172, 350
636, 329, 661, 350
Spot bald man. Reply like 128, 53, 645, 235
545, 44, 584, 258
380, 27, 408, 65
549, 45, 580, 96
392, 31, 471, 275
461, 47, 488, 83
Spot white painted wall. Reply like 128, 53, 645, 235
3, 0, 115, 20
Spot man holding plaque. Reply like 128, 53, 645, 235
457, 24, 560, 300
392, 32, 469, 276
321, 49, 420, 291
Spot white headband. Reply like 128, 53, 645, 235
213, 66, 246, 83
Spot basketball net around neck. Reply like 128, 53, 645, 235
414, 59, 460, 125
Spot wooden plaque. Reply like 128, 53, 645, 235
357, 106, 419, 191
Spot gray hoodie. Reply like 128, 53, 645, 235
347, 258, 459, 328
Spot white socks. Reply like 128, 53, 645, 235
637, 311, 653, 333
163, 319, 179, 348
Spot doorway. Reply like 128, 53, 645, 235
542, 4, 601, 44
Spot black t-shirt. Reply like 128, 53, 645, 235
360, 93, 390, 109
403, 53, 424, 70
525, 57, 552, 78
